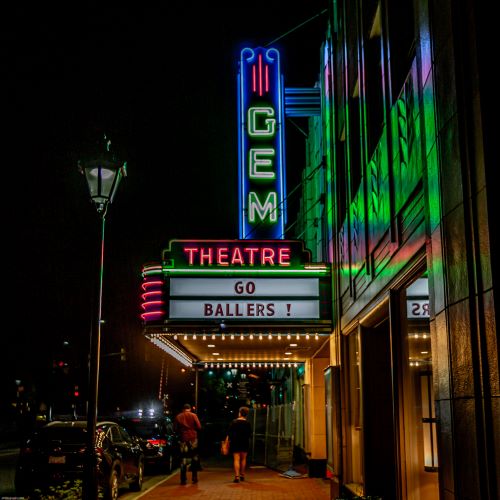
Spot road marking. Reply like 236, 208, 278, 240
123, 471, 177, 499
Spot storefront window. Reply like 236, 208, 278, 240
403, 276, 439, 499
344, 330, 363, 493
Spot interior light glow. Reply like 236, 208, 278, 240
89, 167, 114, 179
148, 336, 192, 367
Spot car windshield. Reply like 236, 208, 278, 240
122, 419, 164, 438
27, 426, 87, 448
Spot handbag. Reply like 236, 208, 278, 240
221, 436, 230, 456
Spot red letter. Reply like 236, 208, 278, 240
231, 247, 244, 265
184, 247, 199, 265
200, 247, 213, 265
278, 247, 291, 266
217, 247, 229, 266
204, 303, 213, 316
244, 247, 259, 265
247, 303, 255, 316
262, 247, 275, 265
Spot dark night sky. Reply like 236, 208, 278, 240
3, 4, 328, 414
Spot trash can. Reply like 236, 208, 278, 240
308, 458, 327, 478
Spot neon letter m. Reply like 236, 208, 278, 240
248, 191, 277, 223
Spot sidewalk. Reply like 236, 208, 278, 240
138, 465, 331, 500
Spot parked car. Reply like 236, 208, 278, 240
117, 413, 178, 473
15, 420, 144, 500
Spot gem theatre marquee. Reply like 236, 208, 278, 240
141, 240, 331, 330
140, 47, 328, 339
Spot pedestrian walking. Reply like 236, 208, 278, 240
226, 406, 252, 483
174, 403, 202, 485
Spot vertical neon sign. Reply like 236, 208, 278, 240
238, 47, 286, 239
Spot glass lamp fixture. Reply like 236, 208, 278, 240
78, 135, 127, 215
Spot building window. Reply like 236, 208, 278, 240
387, 0, 416, 102
402, 276, 440, 498
348, 84, 362, 199
344, 330, 364, 493
345, 0, 362, 200
362, 1, 384, 160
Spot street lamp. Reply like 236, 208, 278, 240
78, 134, 126, 500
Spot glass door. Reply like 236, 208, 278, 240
401, 276, 439, 499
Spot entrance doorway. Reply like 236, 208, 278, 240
341, 271, 440, 499
399, 275, 439, 499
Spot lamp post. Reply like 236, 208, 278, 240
79, 134, 126, 500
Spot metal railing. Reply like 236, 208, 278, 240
250, 403, 296, 471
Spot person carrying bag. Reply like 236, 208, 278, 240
221, 435, 230, 456
226, 406, 252, 483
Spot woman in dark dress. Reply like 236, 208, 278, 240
227, 406, 252, 483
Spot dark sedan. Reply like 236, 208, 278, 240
15, 420, 144, 500
118, 414, 178, 473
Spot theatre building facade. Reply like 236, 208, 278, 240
141, 1, 497, 499
293, 1, 497, 499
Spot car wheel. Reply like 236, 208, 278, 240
107, 469, 119, 500
130, 460, 144, 491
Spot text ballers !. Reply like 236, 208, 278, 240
204, 302, 277, 317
